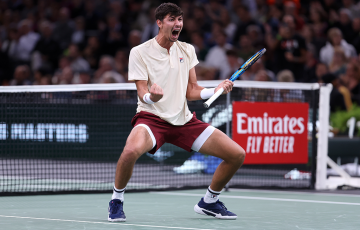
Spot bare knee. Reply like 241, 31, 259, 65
237, 148, 246, 164
228, 147, 246, 166
118, 147, 142, 165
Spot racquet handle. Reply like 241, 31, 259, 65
203, 88, 224, 108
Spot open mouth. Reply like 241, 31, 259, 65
171, 29, 180, 39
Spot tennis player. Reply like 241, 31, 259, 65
108, 3, 245, 221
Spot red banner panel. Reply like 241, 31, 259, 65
232, 102, 309, 164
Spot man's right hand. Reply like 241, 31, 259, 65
150, 83, 164, 102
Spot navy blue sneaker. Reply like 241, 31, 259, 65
108, 199, 126, 222
194, 198, 237, 220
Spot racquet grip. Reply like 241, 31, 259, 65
203, 88, 224, 108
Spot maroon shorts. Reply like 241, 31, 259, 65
131, 111, 209, 154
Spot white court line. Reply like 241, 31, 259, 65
228, 188, 360, 198
150, 192, 360, 206
0, 215, 214, 230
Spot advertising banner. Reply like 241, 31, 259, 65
232, 102, 309, 164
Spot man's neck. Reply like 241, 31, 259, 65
156, 33, 174, 52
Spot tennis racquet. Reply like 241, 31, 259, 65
203, 48, 267, 108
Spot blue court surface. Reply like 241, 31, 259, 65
1, 189, 359, 230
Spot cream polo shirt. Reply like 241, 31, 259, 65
128, 37, 199, 126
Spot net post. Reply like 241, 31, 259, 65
225, 91, 231, 192
310, 89, 317, 189
315, 84, 332, 190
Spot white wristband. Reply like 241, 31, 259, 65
200, 88, 215, 99
143, 93, 155, 104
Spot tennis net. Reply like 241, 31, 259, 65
0, 81, 325, 195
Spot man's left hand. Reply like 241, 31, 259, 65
215, 79, 234, 95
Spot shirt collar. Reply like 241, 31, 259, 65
154, 37, 175, 55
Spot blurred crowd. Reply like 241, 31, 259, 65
0, 0, 360, 111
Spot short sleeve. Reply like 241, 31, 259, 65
128, 47, 148, 81
188, 44, 199, 70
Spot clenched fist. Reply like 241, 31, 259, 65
215, 79, 234, 94
150, 83, 164, 102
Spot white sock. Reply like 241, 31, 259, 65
112, 186, 125, 202
203, 186, 221, 203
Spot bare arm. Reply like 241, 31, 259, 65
135, 80, 163, 103
186, 67, 234, 101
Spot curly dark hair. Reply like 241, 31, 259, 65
155, 3, 183, 21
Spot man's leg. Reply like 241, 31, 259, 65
115, 126, 154, 189
194, 128, 245, 219
199, 129, 245, 191
109, 126, 154, 222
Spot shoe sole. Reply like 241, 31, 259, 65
194, 204, 237, 220
108, 217, 126, 222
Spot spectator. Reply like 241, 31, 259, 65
274, 70, 305, 102
180, 17, 198, 44
128, 30, 142, 50
337, 8, 354, 43
266, 5, 282, 34
52, 7, 75, 50
67, 43, 90, 72
0, 10, 14, 41
10, 65, 32, 85
205, 0, 224, 24
101, 13, 129, 56
205, 21, 224, 47
70, 0, 85, 19
323, 0, 342, 12
284, 1, 305, 32
246, 25, 264, 50
322, 73, 350, 112
33, 66, 52, 85
1, 27, 19, 72
340, 62, 360, 105
268, 15, 307, 81
83, 36, 102, 69
57, 66, 74, 84
191, 32, 209, 62
254, 70, 272, 82
205, 30, 232, 80
114, 49, 128, 78
233, 5, 259, 44
303, 49, 319, 83
0, 39, 12, 84
39, 76, 52, 85
93, 55, 125, 83
16, 19, 40, 63
20, 0, 37, 20
140, 6, 158, 43
351, 17, 360, 53
32, 20, 61, 71
83, 0, 99, 31
78, 71, 91, 84
329, 47, 348, 76
342, 0, 360, 18
193, 6, 212, 34
301, 25, 316, 57
220, 8, 237, 42
99, 71, 124, 83
71, 16, 86, 45
320, 27, 356, 65
237, 35, 256, 61
315, 62, 329, 83
72, 70, 92, 84
225, 49, 243, 80
2, 0, 360, 88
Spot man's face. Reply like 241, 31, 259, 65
158, 14, 183, 42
